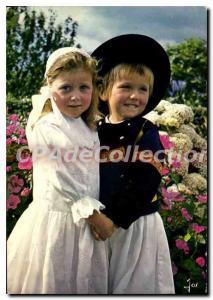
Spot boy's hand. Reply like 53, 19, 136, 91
87, 211, 116, 241
90, 225, 102, 241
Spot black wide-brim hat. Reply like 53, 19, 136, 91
91, 34, 171, 116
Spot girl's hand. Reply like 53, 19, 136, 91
87, 211, 116, 241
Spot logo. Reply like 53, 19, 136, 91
184, 278, 198, 293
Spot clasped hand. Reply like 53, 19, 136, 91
87, 211, 116, 241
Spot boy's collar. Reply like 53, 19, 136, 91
105, 115, 125, 124
103, 113, 147, 126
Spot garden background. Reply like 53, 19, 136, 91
6, 6, 207, 294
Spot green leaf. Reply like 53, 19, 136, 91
180, 259, 197, 271
196, 234, 206, 244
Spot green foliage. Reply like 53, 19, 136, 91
166, 39, 207, 137
166, 38, 207, 107
7, 93, 32, 116
7, 6, 79, 100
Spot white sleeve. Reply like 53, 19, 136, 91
70, 196, 105, 225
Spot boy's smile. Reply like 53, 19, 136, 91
107, 72, 150, 123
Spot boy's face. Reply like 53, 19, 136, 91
108, 72, 150, 123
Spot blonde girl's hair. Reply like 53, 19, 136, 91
40, 51, 100, 131
100, 63, 154, 99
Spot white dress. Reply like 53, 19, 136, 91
7, 110, 109, 294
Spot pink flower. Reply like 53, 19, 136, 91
8, 175, 24, 193
161, 187, 178, 200
161, 187, 185, 203
21, 187, 30, 197
173, 194, 186, 202
6, 124, 17, 135
171, 156, 181, 169
160, 135, 174, 150
175, 239, 189, 255
8, 114, 19, 122
160, 188, 174, 210
162, 168, 170, 176
18, 128, 25, 136
18, 151, 32, 170
19, 138, 28, 145
6, 194, 20, 210
6, 166, 12, 172
18, 156, 33, 170
172, 261, 178, 275
171, 160, 181, 169
181, 207, 192, 221
167, 216, 173, 223
6, 138, 13, 145
160, 201, 172, 211
191, 223, 206, 233
196, 257, 205, 267
196, 194, 207, 203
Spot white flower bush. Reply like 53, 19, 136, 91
145, 99, 207, 187
145, 99, 207, 294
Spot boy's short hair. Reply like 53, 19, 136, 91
100, 63, 154, 99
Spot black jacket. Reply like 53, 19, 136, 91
98, 113, 164, 229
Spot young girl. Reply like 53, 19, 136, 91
7, 47, 115, 294
91, 34, 175, 294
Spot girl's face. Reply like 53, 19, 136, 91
107, 72, 150, 123
50, 68, 93, 118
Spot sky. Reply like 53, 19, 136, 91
30, 6, 207, 53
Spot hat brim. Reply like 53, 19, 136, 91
91, 34, 170, 115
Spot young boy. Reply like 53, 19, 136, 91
91, 34, 175, 294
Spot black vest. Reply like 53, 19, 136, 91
98, 114, 164, 229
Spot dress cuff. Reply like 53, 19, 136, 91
71, 196, 105, 225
